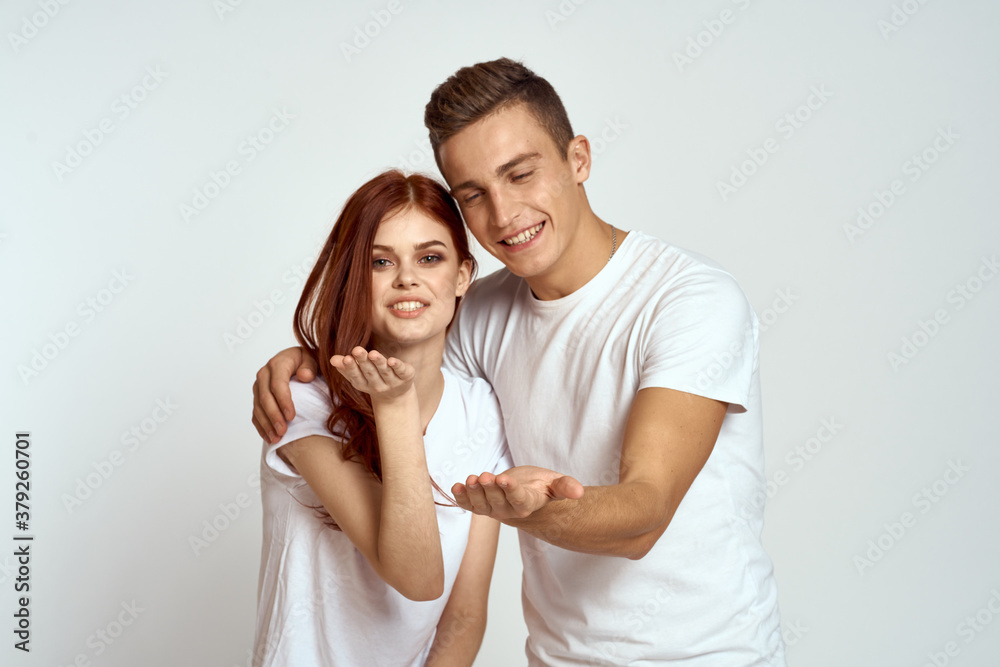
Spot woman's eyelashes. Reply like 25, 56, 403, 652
371, 254, 445, 270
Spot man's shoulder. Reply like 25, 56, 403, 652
458, 267, 523, 319
468, 267, 521, 297
443, 367, 499, 410
624, 230, 745, 296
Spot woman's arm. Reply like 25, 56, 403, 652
280, 348, 444, 601
424, 515, 501, 666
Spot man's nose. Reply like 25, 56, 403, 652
490, 188, 521, 230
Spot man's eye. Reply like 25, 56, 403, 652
464, 192, 481, 204
513, 171, 533, 181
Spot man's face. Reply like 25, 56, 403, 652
438, 104, 589, 281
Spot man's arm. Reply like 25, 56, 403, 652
452, 387, 726, 559
252, 346, 317, 443
424, 515, 501, 666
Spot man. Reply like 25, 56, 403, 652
252, 58, 784, 665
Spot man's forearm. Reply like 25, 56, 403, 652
505, 480, 669, 559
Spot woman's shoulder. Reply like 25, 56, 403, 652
286, 377, 336, 423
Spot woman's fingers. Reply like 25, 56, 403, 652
331, 348, 415, 396
332, 353, 367, 387
387, 357, 415, 382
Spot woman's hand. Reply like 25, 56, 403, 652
330, 347, 415, 403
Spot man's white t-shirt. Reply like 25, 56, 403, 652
253, 368, 511, 667
444, 230, 785, 665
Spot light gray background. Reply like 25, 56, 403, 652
2, 1, 998, 665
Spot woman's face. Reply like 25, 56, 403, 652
369, 207, 472, 355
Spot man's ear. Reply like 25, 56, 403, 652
456, 259, 473, 297
567, 135, 592, 185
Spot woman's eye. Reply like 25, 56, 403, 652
372, 258, 391, 269
420, 255, 442, 264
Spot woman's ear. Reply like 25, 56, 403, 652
455, 259, 473, 298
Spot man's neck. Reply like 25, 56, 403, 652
526, 213, 626, 301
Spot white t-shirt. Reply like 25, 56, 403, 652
253, 367, 512, 667
444, 230, 785, 665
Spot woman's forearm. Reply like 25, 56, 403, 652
371, 392, 445, 600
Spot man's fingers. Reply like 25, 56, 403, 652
550, 475, 585, 500
255, 367, 288, 436
264, 366, 295, 424
251, 382, 270, 441
251, 412, 276, 444
480, 477, 515, 512
462, 476, 493, 515
452, 483, 473, 511
495, 473, 528, 505
295, 352, 319, 381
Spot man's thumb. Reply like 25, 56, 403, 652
551, 476, 584, 500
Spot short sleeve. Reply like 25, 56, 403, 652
264, 379, 339, 477
443, 285, 484, 381
638, 269, 758, 412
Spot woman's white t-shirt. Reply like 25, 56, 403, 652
253, 367, 511, 667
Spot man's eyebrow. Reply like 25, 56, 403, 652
449, 152, 542, 194
496, 151, 541, 177
372, 240, 447, 252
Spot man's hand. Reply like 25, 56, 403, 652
251, 346, 318, 443
451, 466, 584, 521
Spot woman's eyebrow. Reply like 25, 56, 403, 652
372, 240, 447, 252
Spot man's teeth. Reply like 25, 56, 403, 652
391, 301, 425, 311
503, 222, 544, 246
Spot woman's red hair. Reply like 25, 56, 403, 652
292, 170, 476, 528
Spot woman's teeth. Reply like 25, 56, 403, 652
391, 301, 425, 311
503, 222, 544, 246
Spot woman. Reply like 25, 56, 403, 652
253, 170, 511, 666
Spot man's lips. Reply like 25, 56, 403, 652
499, 221, 545, 249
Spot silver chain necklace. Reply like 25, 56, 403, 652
608, 225, 617, 262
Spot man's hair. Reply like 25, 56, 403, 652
424, 57, 575, 172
